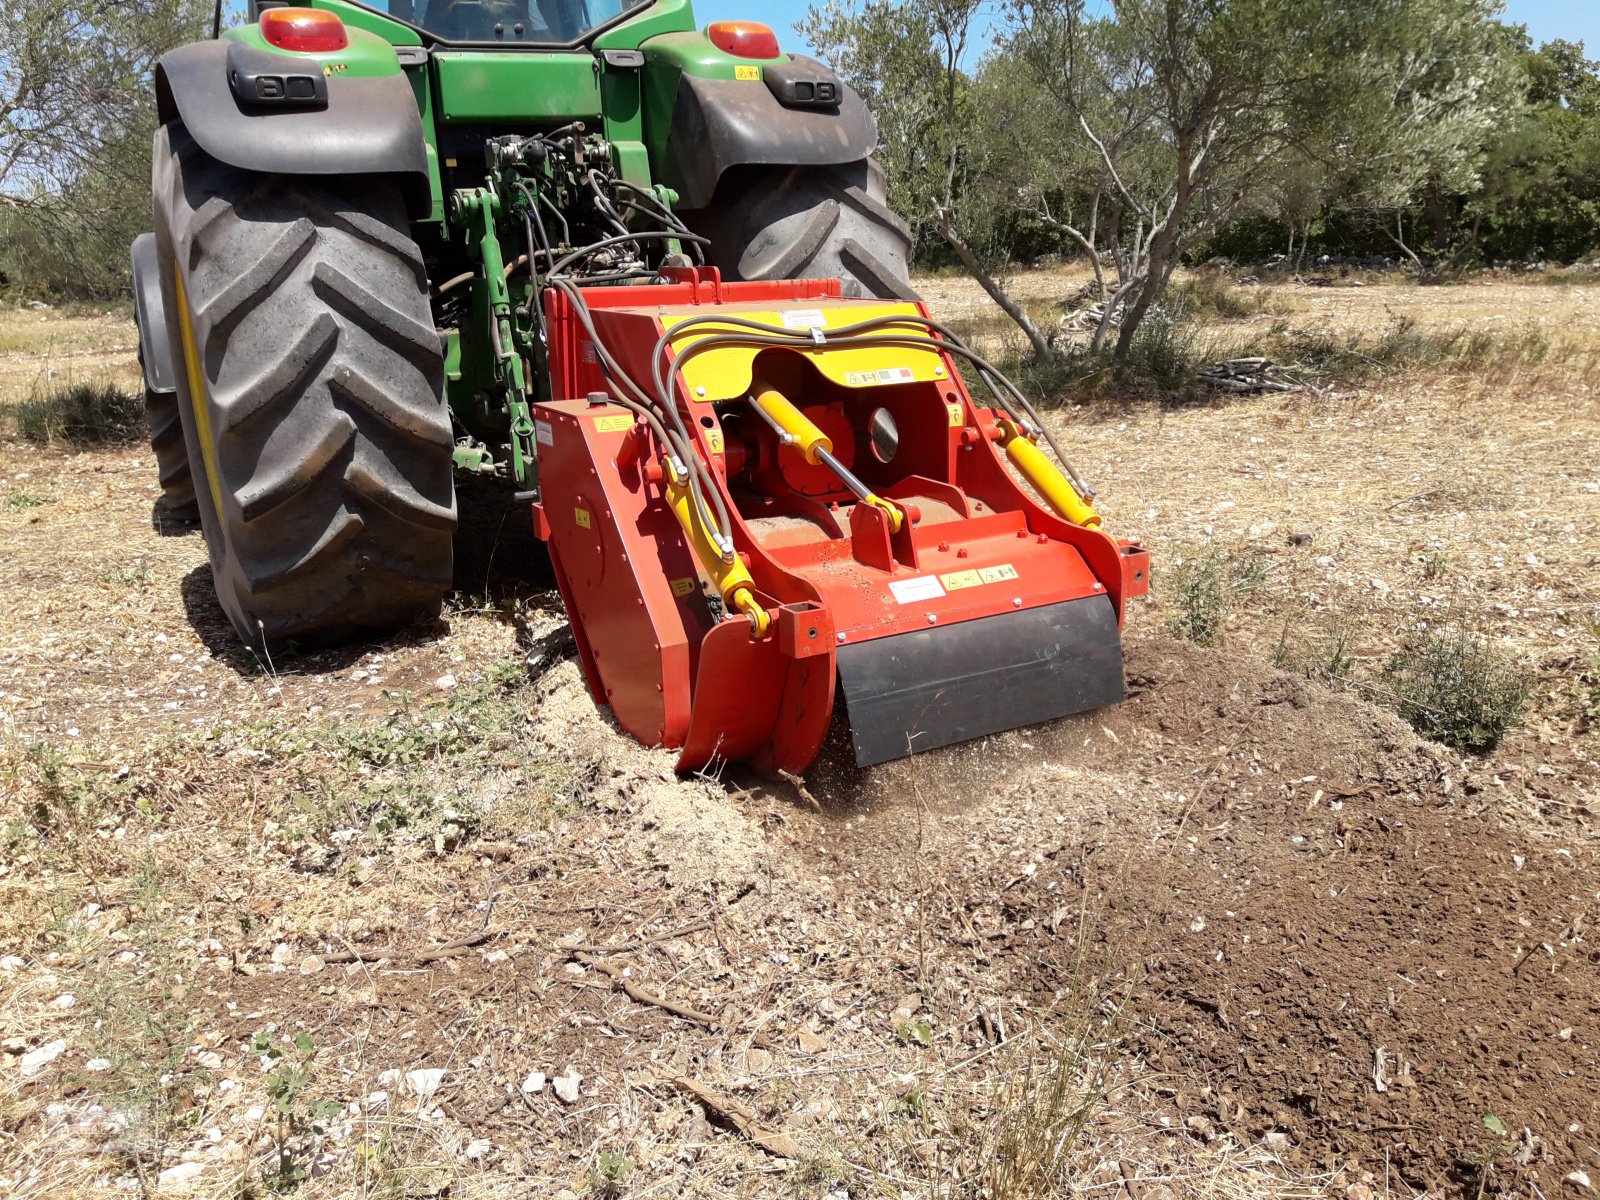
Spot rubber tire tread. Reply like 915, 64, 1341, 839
144, 385, 200, 523
136, 328, 200, 523
151, 122, 455, 647
681, 159, 918, 301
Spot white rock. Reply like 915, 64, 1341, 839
377, 1069, 403, 1089
49, 993, 76, 1009
0, 955, 25, 971
464, 1138, 492, 1160
552, 1069, 582, 1104
298, 956, 325, 976
269, 944, 293, 966
520, 1070, 546, 1094
20, 1039, 66, 1077
156, 1161, 205, 1188
405, 1068, 446, 1099
1262, 1131, 1291, 1154
1567, 1171, 1591, 1191
434, 674, 458, 690
85, 1058, 111, 1072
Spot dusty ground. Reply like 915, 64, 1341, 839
0, 275, 1596, 1200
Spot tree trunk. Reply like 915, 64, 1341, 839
940, 216, 1055, 363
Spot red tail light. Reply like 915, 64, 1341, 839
707, 20, 780, 60
261, 7, 349, 53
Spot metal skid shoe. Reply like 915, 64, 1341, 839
530, 268, 1149, 775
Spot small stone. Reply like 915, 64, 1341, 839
156, 1161, 205, 1188
464, 1138, 492, 1160
1262, 1131, 1291, 1154
1567, 1171, 1592, 1191
85, 1058, 111, 1072
298, 956, 325, 976
1, 1037, 26, 1054
434, 674, 458, 690
0, 955, 25, 971
20, 1039, 66, 1077
552, 1069, 582, 1104
49, 993, 75, 1009
405, 1068, 446, 1099
269, 944, 293, 966
520, 1070, 546, 1094
796, 1030, 826, 1054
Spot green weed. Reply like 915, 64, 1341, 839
253, 1031, 342, 1193
13, 379, 143, 444
1163, 547, 1272, 648
1379, 624, 1531, 754
3, 491, 49, 510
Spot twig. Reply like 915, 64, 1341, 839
578, 954, 719, 1028
777, 768, 821, 811
671, 1076, 798, 1159
556, 920, 711, 955
318, 929, 500, 966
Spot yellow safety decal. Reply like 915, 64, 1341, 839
940, 569, 983, 591
734, 65, 761, 80
980, 564, 1020, 584
321, 62, 348, 76
172, 270, 224, 518
704, 428, 725, 453
594, 414, 633, 433
669, 577, 697, 597
947, 403, 965, 426
844, 367, 916, 387
574, 508, 592, 529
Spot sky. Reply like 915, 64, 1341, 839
695, 0, 1600, 59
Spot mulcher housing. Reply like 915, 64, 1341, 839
133, 0, 1148, 773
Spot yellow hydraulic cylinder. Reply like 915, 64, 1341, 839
751, 385, 832, 465
999, 421, 1101, 529
663, 457, 771, 637
750, 380, 904, 533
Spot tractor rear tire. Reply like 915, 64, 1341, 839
144, 384, 200, 528
151, 123, 455, 648
135, 328, 200, 527
682, 159, 917, 301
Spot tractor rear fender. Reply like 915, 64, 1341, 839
154, 40, 431, 219
129, 233, 175, 395
656, 71, 878, 210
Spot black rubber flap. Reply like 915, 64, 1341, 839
836, 595, 1124, 767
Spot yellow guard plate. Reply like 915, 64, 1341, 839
665, 302, 947, 402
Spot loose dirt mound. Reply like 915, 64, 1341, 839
793, 639, 1598, 1197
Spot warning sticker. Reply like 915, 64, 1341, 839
844, 367, 917, 387
980, 564, 1020, 584
947, 402, 965, 426
535, 420, 554, 447
574, 508, 592, 529
889, 575, 945, 604
594, 414, 633, 433
940, 569, 983, 591
734, 65, 761, 81
780, 308, 827, 330
669, 577, 697, 597
704, 428, 725, 453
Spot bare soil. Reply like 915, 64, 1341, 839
0, 276, 1597, 1199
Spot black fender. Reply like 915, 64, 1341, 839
660, 70, 878, 211
154, 40, 432, 219
130, 233, 175, 395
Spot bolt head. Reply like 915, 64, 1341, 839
836, 632, 846, 643
927, 614, 937, 624
1013, 597, 1022, 607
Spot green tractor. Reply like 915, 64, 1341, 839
132, 0, 914, 645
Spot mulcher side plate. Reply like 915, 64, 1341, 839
835, 594, 1125, 767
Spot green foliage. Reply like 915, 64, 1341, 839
3, 491, 49, 509
13, 380, 144, 444
253, 1030, 343, 1192
1379, 624, 1531, 754
1163, 547, 1270, 648
0, 0, 211, 298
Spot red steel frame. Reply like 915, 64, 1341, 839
530, 269, 1149, 773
